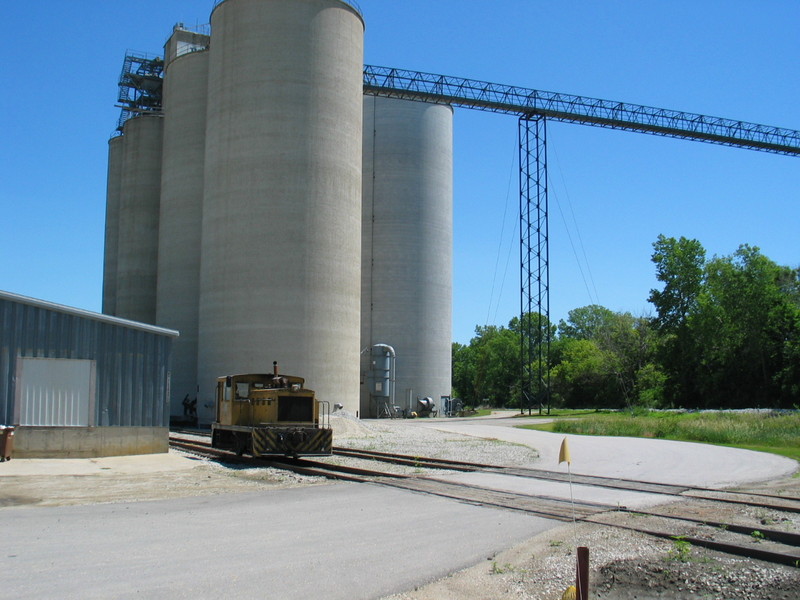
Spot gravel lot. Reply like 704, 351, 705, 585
2, 414, 798, 599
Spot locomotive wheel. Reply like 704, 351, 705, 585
233, 433, 248, 457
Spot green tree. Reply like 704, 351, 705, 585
649, 235, 706, 332
451, 341, 475, 402
555, 305, 662, 408
694, 245, 800, 407
558, 304, 617, 340
648, 236, 800, 408
551, 338, 618, 407
648, 235, 707, 406
452, 324, 521, 407
451, 312, 554, 408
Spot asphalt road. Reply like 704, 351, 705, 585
0, 481, 555, 599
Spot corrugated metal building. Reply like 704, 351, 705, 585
0, 290, 178, 457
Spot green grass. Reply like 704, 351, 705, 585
512, 408, 605, 419
468, 409, 493, 418
518, 410, 800, 461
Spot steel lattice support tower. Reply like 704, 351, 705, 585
519, 116, 550, 414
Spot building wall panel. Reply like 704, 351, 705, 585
0, 292, 176, 437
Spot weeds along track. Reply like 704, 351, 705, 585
169, 433, 800, 567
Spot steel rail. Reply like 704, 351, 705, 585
363, 65, 800, 156
333, 446, 800, 510
616, 508, 800, 547
177, 439, 799, 511
332, 446, 481, 472
591, 519, 800, 568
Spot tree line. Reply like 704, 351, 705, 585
451, 235, 800, 410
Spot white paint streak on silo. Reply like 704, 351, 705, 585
361, 96, 453, 417
157, 29, 210, 416
198, 0, 364, 422
102, 135, 124, 315
115, 114, 163, 324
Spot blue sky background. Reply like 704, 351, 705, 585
1, 1, 797, 344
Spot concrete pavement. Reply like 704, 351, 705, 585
0, 481, 555, 600
414, 415, 798, 488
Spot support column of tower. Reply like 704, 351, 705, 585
519, 115, 550, 415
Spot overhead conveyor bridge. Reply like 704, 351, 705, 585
363, 65, 800, 156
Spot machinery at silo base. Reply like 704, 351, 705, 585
211, 362, 332, 458
411, 397, 437, 418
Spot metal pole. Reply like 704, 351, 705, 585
576, 546, 589, 600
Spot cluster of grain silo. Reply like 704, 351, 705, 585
102, 0, 452, 423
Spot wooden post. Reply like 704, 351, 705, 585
576, 546, 589, 600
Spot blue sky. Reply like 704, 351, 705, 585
1, 1, 797, 345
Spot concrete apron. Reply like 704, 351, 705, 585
413, 417, 798, 508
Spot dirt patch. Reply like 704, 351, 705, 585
0, 456, 327, 508
595, 556, 798, 599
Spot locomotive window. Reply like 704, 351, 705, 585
277, 396, 313, 422
236, 382, 250, 400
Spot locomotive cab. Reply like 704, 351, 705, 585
211, 362, 332, 457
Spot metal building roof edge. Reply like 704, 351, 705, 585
0, 290, 180, 338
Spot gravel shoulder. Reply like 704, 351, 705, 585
1, 414, 798, 599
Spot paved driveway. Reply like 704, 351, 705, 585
0, 482, 555, 600
415, 416, 797, 487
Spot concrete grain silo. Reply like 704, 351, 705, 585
102, 135, 124, 315
156, 26, 210, 416
115, 114, 163, 324
197, 0, 365, 422
361, 96, 453, 417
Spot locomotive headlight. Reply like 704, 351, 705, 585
291, 383, 300, 391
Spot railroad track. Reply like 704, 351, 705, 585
169, 433, 800, 567
333, 446, 800, 513
169, 434, 611, 520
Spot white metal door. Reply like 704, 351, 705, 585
16, 358, 95, 426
